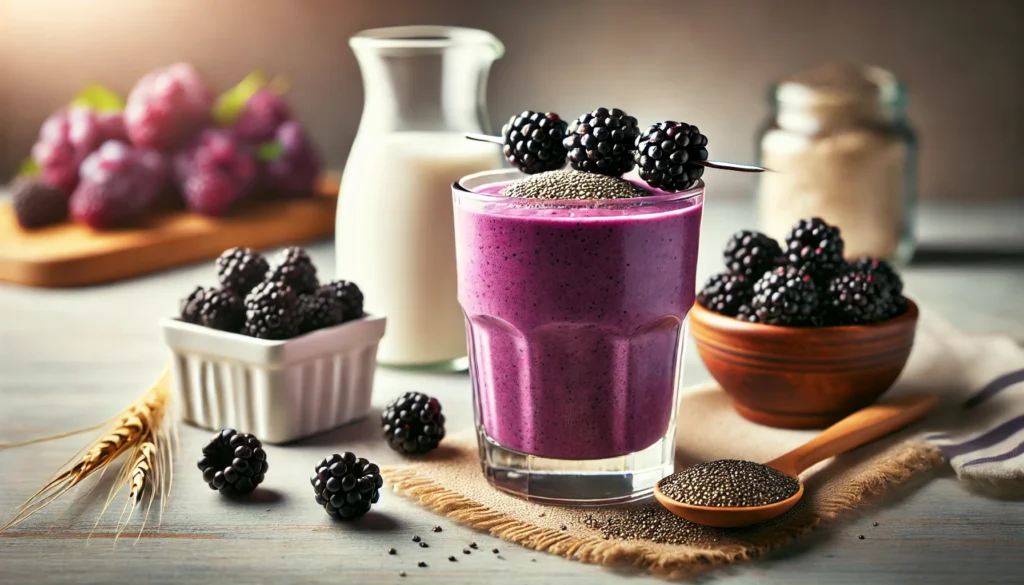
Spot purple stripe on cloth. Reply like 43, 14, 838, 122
963, 368, 1024, 409
940, 414, 1024, 459
960, 441, 1024, 468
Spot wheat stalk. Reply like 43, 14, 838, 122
1, 370, 173, 537
128, 440, 156, 504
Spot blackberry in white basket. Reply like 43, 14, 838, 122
267, 246, 319, 295
322, 280, 365, 322
180, 286, 245, 333
198, 429, 268, 495
216, 247, 269, 296
311, 452, 382, 519
243, 280, 299, 339
381, 392, 446, 455
296, 287, 344, 334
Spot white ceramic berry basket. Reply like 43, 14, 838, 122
160, 315, 386, 444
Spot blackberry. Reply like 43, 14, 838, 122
562, 107, 640, 176
634, 122, 708, 192
784, 218, 846, 282
180, 285, 209, 324
696, 273, 752, 317
723, 230, 783, 278
736, 304, 759, 323
501, 111, 568, 174
751, 266, 820, 326
311, 452, 382, 520
322, 280, 365, 322
216, 247, 269, 296
197, 429, 268, 495
267, 246, 318, 294
825, 270, 900, 325
11, 179, 69, 229
849, 257, 903, 295
243, 280, 299, 339
193, 287, 245, 332
381, 392, 446, 455
296, 288, 343, 334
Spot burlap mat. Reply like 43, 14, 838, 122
379, 310, 973, 579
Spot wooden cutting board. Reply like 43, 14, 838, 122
0, 173, 341, 288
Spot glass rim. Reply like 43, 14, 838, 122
350, 26, 505, 58
454, 168, 704, 207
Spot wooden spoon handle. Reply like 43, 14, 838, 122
767, 395, 938, 477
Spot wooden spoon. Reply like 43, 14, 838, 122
654, 394, 938, 528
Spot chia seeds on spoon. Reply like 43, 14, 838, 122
500, 169, 648, 200
660, 459, 800, 508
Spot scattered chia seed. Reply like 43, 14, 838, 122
500, 169, 648, 201
448, 555, 457, 562
873, 522, 879, 527
579, 506, 725, 546
399, 571, 406, 577
388, 548, 396, 555
560, 525, 567, 531
492, 548, 499, 554
419, 542, 429, 548
469, 542, 478, 549
463, 548, 471, 554
412, 535, 421, 542
659, 459, 800, 507
858, 535, 865, 540
418, 561, 427, 568
531, 558, 537, 562
538, 512, 545, 518
432, 525, 443, 532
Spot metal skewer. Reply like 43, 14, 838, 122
465, 133, 770, 173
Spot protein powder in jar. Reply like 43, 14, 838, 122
756, 62, 917, 262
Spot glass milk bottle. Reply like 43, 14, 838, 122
337, 26, 504, 369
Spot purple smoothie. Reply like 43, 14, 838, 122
454, 176, 703, 460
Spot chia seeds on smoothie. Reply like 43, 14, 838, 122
500, 169, 648, 200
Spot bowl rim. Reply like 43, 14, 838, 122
690, 297, 919, 339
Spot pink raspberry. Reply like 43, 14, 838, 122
262, 121, 322, 196
69, 141, 167, 229
174, 129, 257, 216
30, 107, 103, 193
233, 89, 292, 144
124, 63, 212, 152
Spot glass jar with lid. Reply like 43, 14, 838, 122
756, 63, 917, 262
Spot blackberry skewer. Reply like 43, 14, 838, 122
465, 133, 768, 174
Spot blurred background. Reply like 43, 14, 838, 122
1, 0, 1022, 200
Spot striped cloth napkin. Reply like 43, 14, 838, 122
909, 308, 1024, 495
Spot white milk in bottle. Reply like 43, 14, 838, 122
339, 26, 504, 367
336, 132, 500, 366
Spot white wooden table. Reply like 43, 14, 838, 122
2, 199, 1023, 584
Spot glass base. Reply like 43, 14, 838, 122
476, 427, 674, 506
379, 356, 469, 373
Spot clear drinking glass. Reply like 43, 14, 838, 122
453, 169, 705, 505
337, 26, 504, 370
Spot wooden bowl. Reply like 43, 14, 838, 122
689, 298, 919, 429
